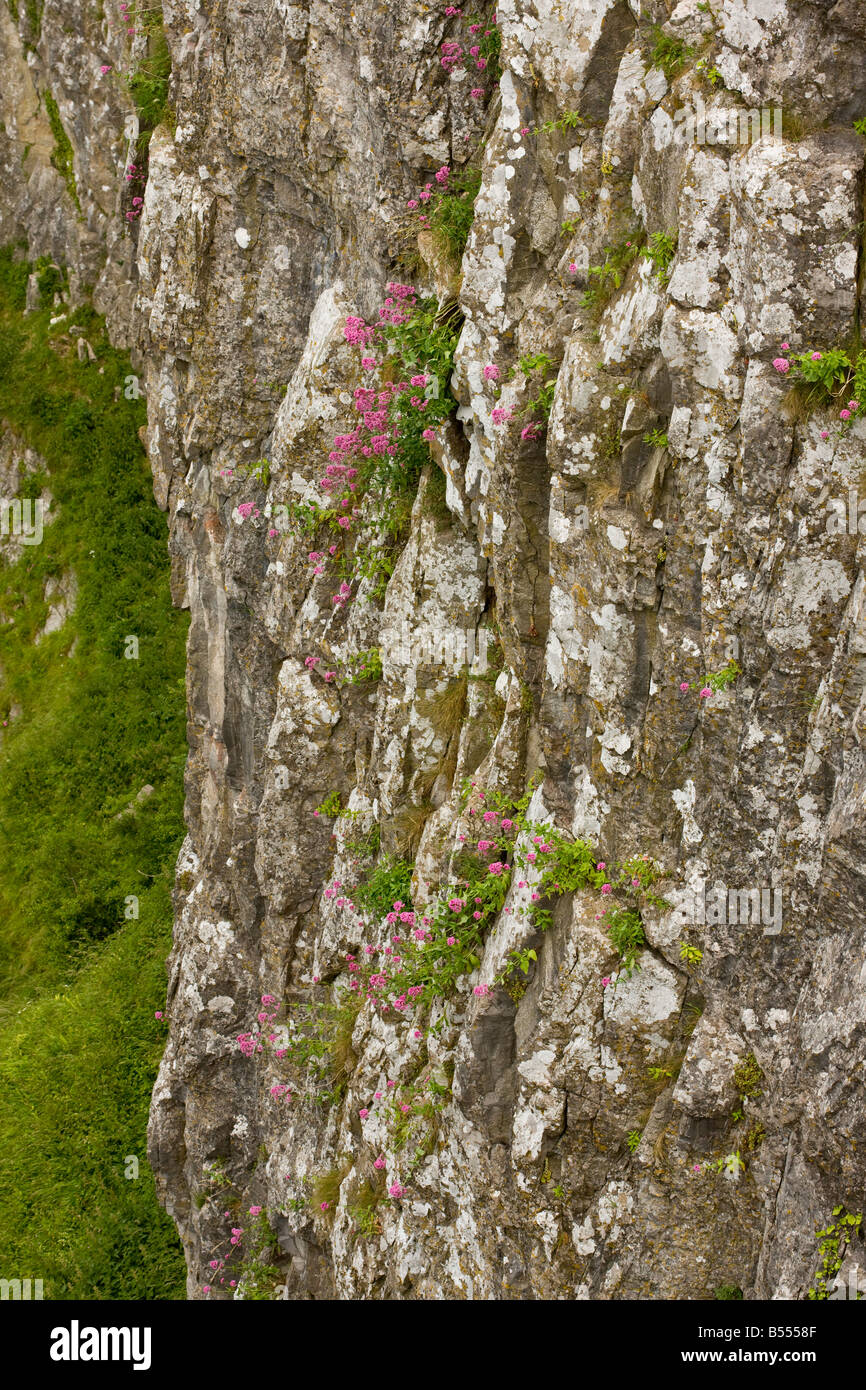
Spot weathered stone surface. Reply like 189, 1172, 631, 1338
3, 0, 866, 1300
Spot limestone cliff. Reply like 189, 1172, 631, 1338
4, 0, 866, 1300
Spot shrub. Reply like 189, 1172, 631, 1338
429, 166, 482, 264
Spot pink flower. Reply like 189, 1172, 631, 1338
597, 862, 606, 871
568, 262, 578, 274
422, 428, 436, 441
601, 976, 611, 988
772, 358, 790, 373
100, 64, 112, 74
820, 430, 829, 440
501, 818, 514, 830
488, 862, 503, 875
810, 352, 822, 361
473, 983, 490, 997
699, 686, 712, 698
323, 671, 336, 681
473, 910, 482, 919
448, 897, 464, 911
435, 165, 451, 184
471, 87, 485, 99
521, 424, 540, 441
491, 408, 512, 425
407, 199, 418, 209
483, 364, 500, 381
361, 357, 377, 369
446, 935, 456, 945
359, 1108, 369, 1118
374, 1154, 386, 1169
249, 1205, 262, 1216
154, 1010, 163, 1019
320, 1202, 329, 1211
848, 400, 860, 411
840, 408, 851, 420
601, 883, 612, 895
780, 342, 790, 350
679, 681, 689, 692
388, 1183, 406, 1199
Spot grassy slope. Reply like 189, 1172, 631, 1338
0, 247, 188, 1298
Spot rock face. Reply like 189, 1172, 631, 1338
3, 0, 866, 1299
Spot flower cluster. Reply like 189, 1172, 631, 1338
438, 8, 501, 98
123, 158, 146, 222
772, 340, 866, 437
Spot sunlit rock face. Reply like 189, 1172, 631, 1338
3, 0, 866, 1300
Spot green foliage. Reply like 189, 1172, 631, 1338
348, 1181, 384, 1239
536, 111, 584, 134
311, 1165, 350, 1219
643, 428, 669, 449
429, 166, 482, 265
344, 822, 381, 859
497, 946, 536, 1001
373, 296, 461, 495
626, 1130, 642, 1153
715, 1284, 744, 1300
679, 941, 703, 965
43, 91, 80, 212
34, 256, 66, 306
784, 345, 866, 419
604, 907, 645, 972
344, 647, 383, 683
732, 1052, 764, 1099
808, 1209, 863, 1299
466, 10, 502, 81
288, 498, 341, 535
705, 658, 741, 693
517, 352, 560, 423
316, 790, 344, 817
355, 856, 414, 919
582, 235, 642, 319
235, 1212, 284, 1300
538, 834, 601, 896
695, 58, 725, 88
854, 117, 866, 139
647, 24, 694, 79
640, 230, 677, 283
0, 247, 187, 1297
127, 9, 172, 139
